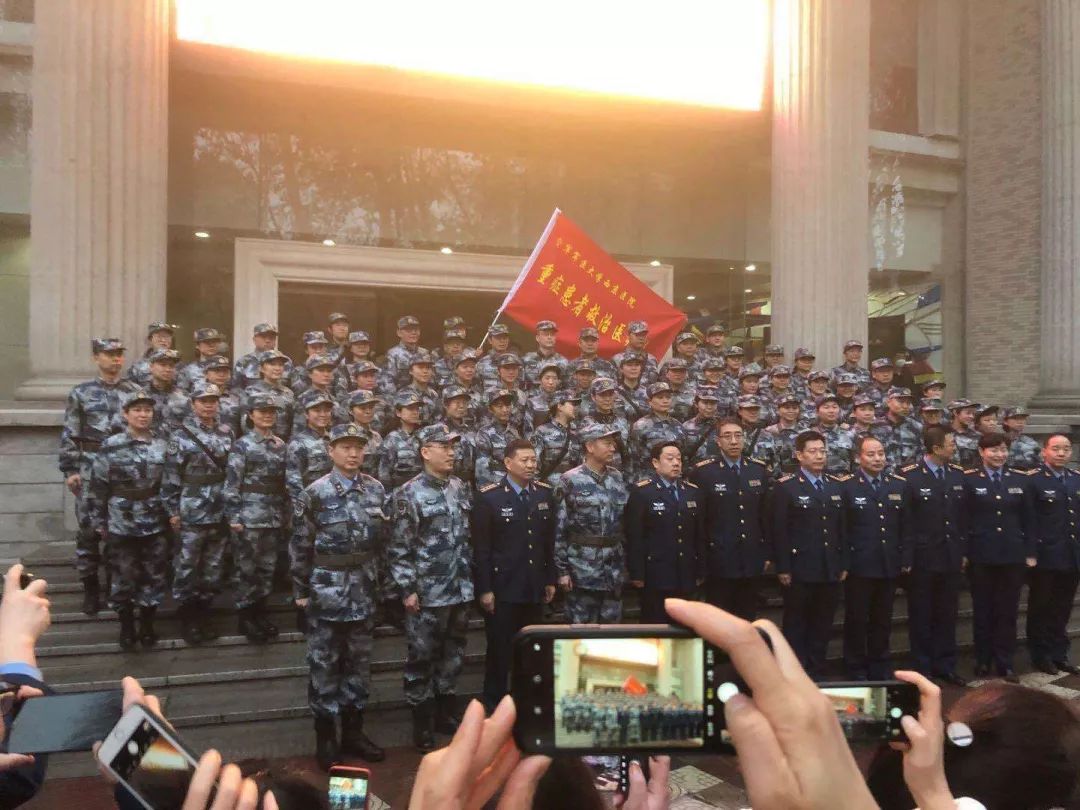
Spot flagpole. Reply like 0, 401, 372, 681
478, 208, 561, 353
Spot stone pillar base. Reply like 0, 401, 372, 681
14, 377, 88, 402
1028, 393, 1080, 413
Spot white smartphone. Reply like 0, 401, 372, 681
96, 703, 204, 810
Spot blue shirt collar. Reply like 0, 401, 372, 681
505, 476, 528, 496
924, 456, 942, 476
860, 470, 881, 486
984, 465, 1004, 479
801, 468, 823, 488
331, 469, 359, 490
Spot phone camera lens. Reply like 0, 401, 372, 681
127, 741, 139, 756
532, 674, 542, 684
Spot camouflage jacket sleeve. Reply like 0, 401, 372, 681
376, 439, 395, 486
223, 443, 246, 525
87, 450, 110, 534
387, 487, 419, 597
289, 488, 316, 600
285, 441, 306, 507
58, 388, 83, 476
554, 475, 570, 578
161, 436, 185, 518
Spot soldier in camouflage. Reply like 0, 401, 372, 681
532, 390, 581, 488
567, 358, 598, 399
716, 347, 746, 401
434, 327, 468, 389
1003, 407, 1041, 470
387, 424, 474, 751
233, 323, 283, 392
525, 360, 562, 434
830, 339, 871, 391
474, 388, 524, 488
325, 312, 351, 363
758, 344, 787, 382
378, 392, 425, 490
734, 395, 778, 470
177, 327, 226, 392
162, 382, 233, 646
790, 347, 817, 400
286, 391, 335, 512
947, 399, 980, 469
835, 374, 861, 423
919, 398, 945, 427
764, 392, 803, 476
660, 358, 697, 422
800, 371, 833, 424
849, 393, 880, 441
345, 389, 385, 477
441, 386, 477, 486
476, 323, 512, 388
683, 386, 721, 463
811, 393, 857, 474
143, 348, 182, 436
345, 360, 394, 435
692, 323, 728, 375
583, 377, 631, 468
126, 322, 177, 387
243, 349, 295, 441
874, 387, 923, 474
449, 350, 487, 425
613, 321, 659, 385
865, 358, 895, 415
672, 332, 701, 378
60, 337, 136, 615
288, 332, 329, 396
522, 320, 568, 391
629, 382, 687, 480
554, 420, 630, 623
614, 351, 650, 424
336, 331, 377, 394
574, 326, 618, 380
485, 353, 529, 431
225, 392, 288, 643
398, 349, 443, 426
383, 315, 425, 391
88, 388, 168, 650
291, 356, 350, 435
759, 364, 796, 414
292, 423, 388, 768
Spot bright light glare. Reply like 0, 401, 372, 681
322, 239, 336, 246
745, 264, 756, 272
686, 295, 697, 301
176, 0, 769, 110
194, 231, 210, 239
440, 246, 454, 254
650, 259, 662, 267
579, 639, 659, 666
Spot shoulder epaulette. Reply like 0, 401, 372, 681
891, 474, 905, 481
964, 468, 980, 474
479, 483, 499, 492
635, 479, 651, 487
830, 473, 852, 482
900, 463, 917, 473
748, 457, 766, 466
1018, 467, 1038, 475
684, 481, 698, 489
778, 474, 794, 483
694, 458, 716, 468
534, 480, 552, 489
950, 464, 964, 471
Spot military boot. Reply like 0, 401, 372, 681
412, 701, 436, 752
434, 693, 463, 734
254, 598, 279, 640
118, 607, 137, 651
314, 716, 339, 771
178, 603, 204, 646
196, 599, 220, 642
81, 576, 101, 616
238, 606, 268, 643
138, 606, 159, 648
340, 708, 385, 762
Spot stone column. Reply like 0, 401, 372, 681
771, 0, 870, 368
15, 0, 169, 400
1033, 1, 1080, 409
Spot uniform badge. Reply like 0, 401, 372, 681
888, 493, 902, 501
748, 479, 761, 487
537, 502, 549, 511
830, 494, 841, 501
293, 499, 306, 517
686, 500, 696, 508
713, 483, 727, 493
974, 487, 987, 495
953, 485, 963, 491
1043, 490, 1057, 498
651, 501, 666, 513
797, 495, 810, 505
854, 497, 867, 505
1008, 487, 1023, 494
500, 507, 515, 518
919, 488, 932, 497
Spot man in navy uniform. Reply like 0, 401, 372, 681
690, 418, 771, 620
899, 425, 968, 686
625, 441, 704, 622
841, 435, 911, 680
963, 432, 1035, 682
773, 430, 848, 676
1025, 434, 1080, 675
472, 439, 557, 711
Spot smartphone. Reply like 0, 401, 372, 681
512, 624, 766, 755
819, 681, 919, 743
328, 765, 370, 810
8, 690, 124, 754
96, 703, 204, 810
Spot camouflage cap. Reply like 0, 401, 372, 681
571, 359, 597, 374
702, 357, 725, 371
252, 323, 278, 336
661, 357, 689, 373
248, 392, 281, 411
852, 393, 876, 408
552, 389, 582, 407
191, 381, 224, 400
618, 350, 646, 366
589, 377, 617, 396
737, 395, 762, 410
920, 398, 944, 412
724, 346, 745, 357
257, 349, 289, 365
536, 320, 558, 332
843, 339, 864, 350
488, 323, 510, 336
628, 321, 649, 335
871, 357, 895, 370
305, 354, 337, 371
205, 355, 232, 371
923, 378, 946, 390
194, 328, 224, 343
454, 349, 480, 367
579, 327, 600, 340
409, 349, 435, 366
706, 323, 727, 336
496, 352, 523, 367
328, 312, 349, 324
538, 360, 563, 376
350, 360, 379, 376
947, 398, 975, 412
487, 387, 516, 406
676, 332, 700, 344
738, 367, 762, 380
837, 373, 860, 387
793, 347, 816, 360
122, 388, 155, 409
348, 330, 371, 344
578, 419, 621, 443
299, 389, 335, 410
808, 370, 831, 382
1002, 405, 1030, 420
444, 328, 467, 341
441, 384, 471, 403
416, 423, 460, 446
887, 386, 914, 400
647, 382, 674, 398
303, 331, 328, 345
147, 321, 178, 337
394, 391, 423, 409
215, 342, 231, 358
327, 423, 370, 446
397, 315, 421, 329
776, 392, 801, 407
770, 364, 792, 376
815, 393, 840, 407
148, 348, 181, 364
348, 389, 383, 407
695, 385, 721, 402
764, 344, 785, 355
443, 316, 466, 331
975, 403, 1000, 418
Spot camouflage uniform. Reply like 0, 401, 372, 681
829, 360, 871, 391
874, 415, 924, 474
88, 428, 169, 610
615, 382, 650, 424
292, 464, 387, 719
474, 419, 523, 489
286, 427, 333, 509
670, 384, 697, 423
1006, 431, 1042, 470
162, 411, 232, 607
176, 356, 217, 393
764, 423, 801, 477
125, 352, 154, 388
815, 422, 858, 474
243, 376, 296, 441
554, 459, 629, 623
525, 390, 555, 435
291, 385, 349, 436
398, 382, 443, 426
532, 419, 582, 489
589, 410, 631, 469
145, 380, 180, 437
388, 465, 474, 706
612, 349, 659, 387
522, 350, 568, 390
59, 370, 135, 580
951, 422, 982, 470
629, 413, 686, 481
742, 423, 779, 469
378, 427, 424, 491
683, 416, 719, 463
224, 427, 288, 610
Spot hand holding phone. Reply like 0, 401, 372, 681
329, 765, 370, 809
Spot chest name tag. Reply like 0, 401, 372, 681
748, 479, 762, 487
830, 494, 841, 501
975, 487, 987, 495
686, 500, 697, 509
1008, 487, 1023, 495
888, 493, 902, 502
537, 502, 550, 511
953, 485, 963, 491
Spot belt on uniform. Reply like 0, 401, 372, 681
76, 439, 102, 451
314, 551, 374, 570
568, 533, 623, 548
241, 480, 284, 494
182, 473, 225, 485
112, 484, 160, 500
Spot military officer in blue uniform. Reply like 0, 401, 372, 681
625, 441, 704, 622
840, 435, 911, 680
773, 430, 849, 676
963, 432, 1036, 682
472, 439, 556, 711
690, 418, 772, 620
1025, 434, 1080, 675
899, 425, 969, 685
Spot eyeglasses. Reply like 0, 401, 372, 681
718, 431, 744, 440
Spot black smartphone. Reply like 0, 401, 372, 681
819, 681, 920, 743
512, 623, 768, 755
7, 689, 124, 754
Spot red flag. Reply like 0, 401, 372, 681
622, 675, 648, 696
496, 209, 686, 360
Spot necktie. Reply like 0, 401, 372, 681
669, 483, 679, 503
936, 468, 944, 482
815, 479, 824, 494
871, 478, 880, 494
519, 487, 529, 506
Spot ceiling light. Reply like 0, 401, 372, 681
745, 264, 756, 272
440, 246, 454, 254
194, 231, 210, 239
649, 259, 662, 267
322, 239, 336, 247
686, 295, 696, 301
744, 288, 752, 293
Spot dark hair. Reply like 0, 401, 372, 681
531, 758, 605, 810
795, 430, 825, 452
503, 438, 536, 460
868, 683, 1080, 810
715, 418, 742, 434
649, 441, 681, 461
923, 424, 951, 454
854, 434, 883, 456
1044, 432, 1071, 448
978, 431, 1008, 450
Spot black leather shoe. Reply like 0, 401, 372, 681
314, 716, 339, 771
255, 599, 279, 640
434, 694, 463, 734
413, 702, 436, 752
973, 663, 991, 678
238, 606, 268, 643
1033, 659, 1060, 675
138, 606, 159, 648
81, 576, 101, 616
178, 603, 205, 646
118, 607, 137, 651
196, 601, 220, 642
340, 709, 385, 762
934, 671, 969, 687
1054, 660, 1080, 675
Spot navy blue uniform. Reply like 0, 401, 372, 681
841, 471, 911, 679
625, 474, 704, 622
963, 466, 1035, 674
899, 459, 968, 678
773, 470, 849, 676
1025, 464, 1080, 668
471, 477, 556, 709
690, 456, 771, 620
